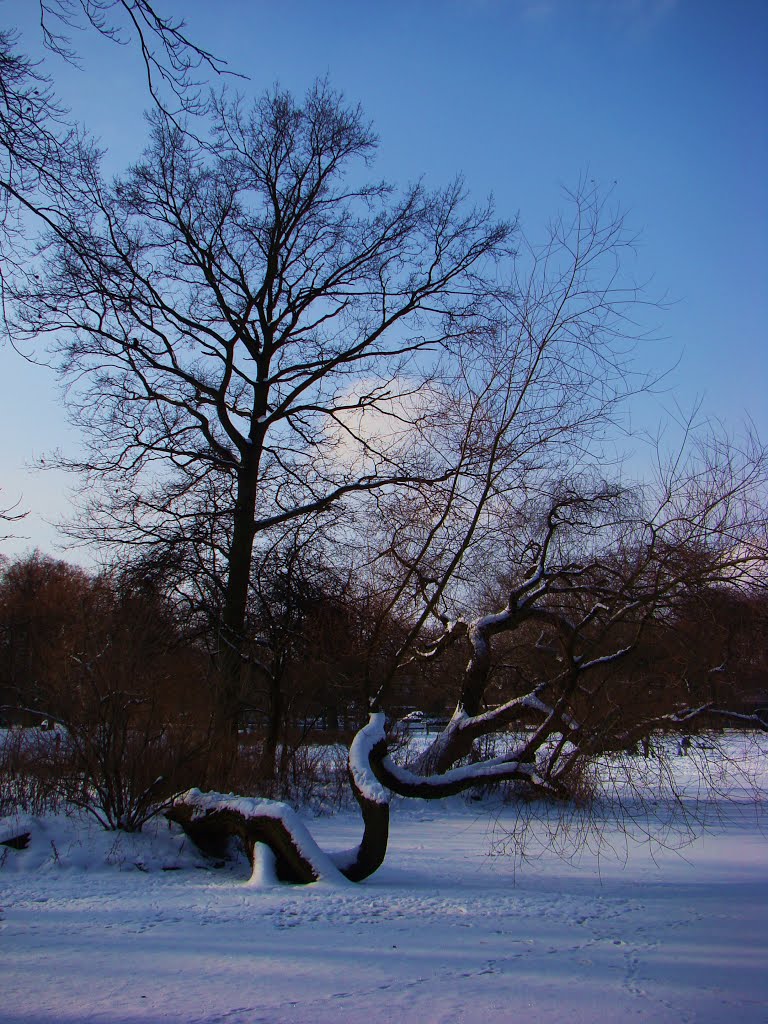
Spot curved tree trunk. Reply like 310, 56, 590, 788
338, 717, 390, 881
166, 719, 391, 884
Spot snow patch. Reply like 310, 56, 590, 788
247, 841, 278, 887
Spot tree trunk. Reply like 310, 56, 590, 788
342, 732, 390, 881
213, 456, 261, 777
416, 629, 492, 774
258, 669, 284, 782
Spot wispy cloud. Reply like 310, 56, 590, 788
485, 0, 681, 33
591, 0, 681, 34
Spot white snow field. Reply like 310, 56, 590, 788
1, 734, 767, 1024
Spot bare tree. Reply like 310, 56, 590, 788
9, 80, 510, 760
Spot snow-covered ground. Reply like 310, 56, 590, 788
2, 734, 767, 1024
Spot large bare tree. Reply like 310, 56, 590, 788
9, 80, 510, 754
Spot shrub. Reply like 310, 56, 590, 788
0, 726, 65, 817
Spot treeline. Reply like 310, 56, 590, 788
1, 550, 765, 812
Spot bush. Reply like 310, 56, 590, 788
0, 726, 65, 817
0, 556, 217, 830
61, 690, 212, 832
228, 733, 352, 812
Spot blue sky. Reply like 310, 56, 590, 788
1, 0, 766, 561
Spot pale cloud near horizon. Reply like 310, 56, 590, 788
456, 0, 681, 32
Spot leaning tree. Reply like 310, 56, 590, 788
161, 233, 768, 882
165, 432, 768, 885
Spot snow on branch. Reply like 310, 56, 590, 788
371, 748, 552, 800
348, 713, 390, 805
664, 705, 768, 731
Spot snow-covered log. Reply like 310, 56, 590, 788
166, 791, 334, 883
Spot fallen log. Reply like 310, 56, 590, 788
1, 831, 31, 851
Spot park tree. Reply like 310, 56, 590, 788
8, 78, 511, 761
0, 552, 213, 828
0, 553, 95, 718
